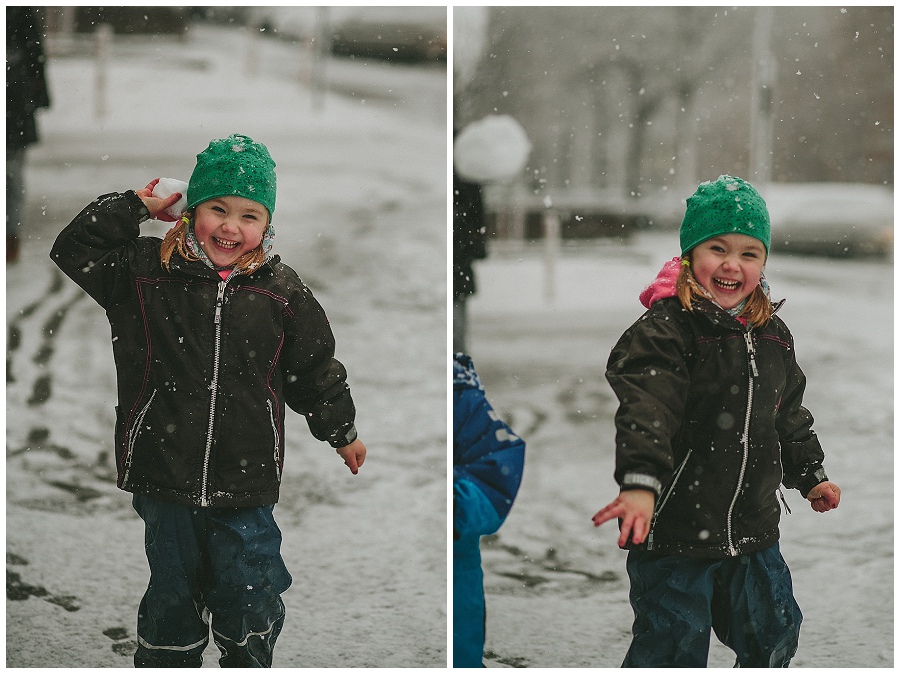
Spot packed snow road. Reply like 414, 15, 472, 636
6, 26, 447, 667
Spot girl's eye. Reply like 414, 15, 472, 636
243, 214, 258, 221
743, 251, 759, 258
212, 206, 225, 213
710, 245, 725, 253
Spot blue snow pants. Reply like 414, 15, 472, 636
453, 535, 487, 667
132, 494, 293, 668
622, 543, 802, 668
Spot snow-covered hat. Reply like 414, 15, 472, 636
187, 133, 276, 219
680, 175, 770, 255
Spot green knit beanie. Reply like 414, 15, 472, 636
187, 133, 276, 219
680, 175, 770, 255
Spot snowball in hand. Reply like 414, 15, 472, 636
151, 178, 189, 219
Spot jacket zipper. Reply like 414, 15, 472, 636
122, 388, 157, 487
768, 301, 792, 515
725, 330, 757, 555
200, 280, 227, 506
646, 448, 692, 551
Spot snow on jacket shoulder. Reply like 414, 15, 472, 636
453, 354, 525, 540
50, 191, 357, 508
607, 295, 827, 558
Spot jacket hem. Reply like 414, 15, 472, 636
123, 484, 280, 509
630, 531, 780, 559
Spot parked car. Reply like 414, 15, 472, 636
764, 182, 893, 258
329, 7, 446, 62
246, 6, 446, 62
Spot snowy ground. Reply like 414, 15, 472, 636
6, 24, 447, 667
466, 232, 893, 667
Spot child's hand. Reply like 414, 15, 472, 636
592, 489, 655, 548
135, 179, 182, 222
807, 481, 841, 512
336, 438, 367, 475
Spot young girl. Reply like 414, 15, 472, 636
592, 175, 840, 667
50, 133, 366, 667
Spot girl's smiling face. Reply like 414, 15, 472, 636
689, 233, 766, 309
192, 196, 269, 268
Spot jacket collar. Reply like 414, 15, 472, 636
167, 253, 281, 283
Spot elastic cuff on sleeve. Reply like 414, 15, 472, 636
798, 466, 828, 498
620, 472, 662, 497
124, 190, 151, 223
329, 424, 358, 448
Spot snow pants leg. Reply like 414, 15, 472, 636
132, 494, 292, 668
622, 543, 802, 667
453, 536, 487, 667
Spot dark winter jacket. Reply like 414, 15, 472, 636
6, 7, 51, 149
50, 191, 358, 508
607, 275, 827, 559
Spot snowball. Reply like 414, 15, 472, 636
453, 114, 532, 183
152, 178, 189, 219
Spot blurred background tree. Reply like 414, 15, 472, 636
455, 6, 892, 201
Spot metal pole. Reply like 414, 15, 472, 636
94, 23, 112, 120
750, 7, 775, 184
543, 208, 560, 303
311, 7, 330, 110
246, 23, 260, 77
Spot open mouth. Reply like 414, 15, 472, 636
713, 277, 741, 291
212, 237, 240, 250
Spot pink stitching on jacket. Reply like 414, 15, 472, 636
758, 334, 792, 350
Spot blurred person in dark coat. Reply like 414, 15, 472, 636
453, 170, 486, 354
7, 6, 51, 263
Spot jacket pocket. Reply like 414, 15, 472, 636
267, 399, 282, 482
122, 389, 157, 486
646, 448, 692, 551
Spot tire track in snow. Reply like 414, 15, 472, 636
7, 266, 101, 505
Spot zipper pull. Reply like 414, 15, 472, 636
744, 331, 759, 378
214, 281, 226, 325
778, 487, 792, 514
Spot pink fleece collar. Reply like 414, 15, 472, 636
639, 257, 681, 309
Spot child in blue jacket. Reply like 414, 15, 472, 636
453, 353, 525, 667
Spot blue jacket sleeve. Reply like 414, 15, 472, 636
453, 354, 525, 538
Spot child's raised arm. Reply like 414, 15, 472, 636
135, 179, 182, 222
